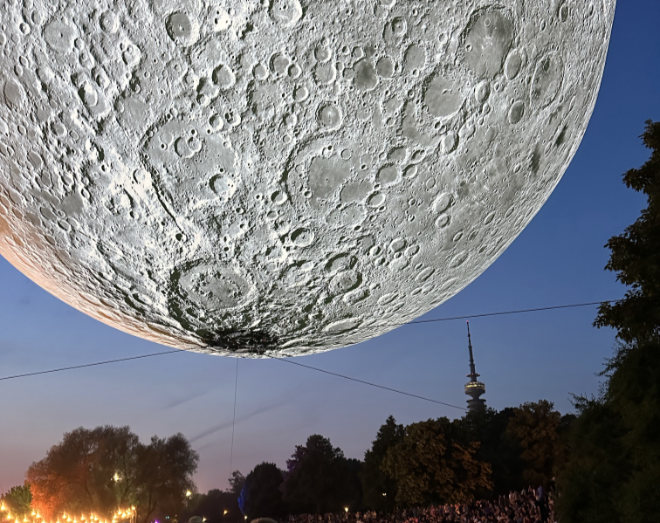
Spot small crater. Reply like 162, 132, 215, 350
99, 11, 119, 33
213, 64, 236, 90
508, 101, 525, 124
166, 11, 198, 46
270, 0, 303, 27
43, 20, 77, 53
530, 52, 564, 109
353, 59, 378, 91
317, 103, 342, 130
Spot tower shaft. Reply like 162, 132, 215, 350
464, 322, 486, 413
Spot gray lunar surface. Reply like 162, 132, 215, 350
0, 0, 615, 357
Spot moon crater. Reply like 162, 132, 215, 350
0, 0, 615, 356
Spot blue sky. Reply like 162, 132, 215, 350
1, 1, 659, 494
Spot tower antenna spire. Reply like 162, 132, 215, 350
467, 321, 478, 381
464, 321, 486, 413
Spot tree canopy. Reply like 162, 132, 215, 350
595, 120, 660, 344
558, 120, 660, 522
1, 485, 32, 517
282, 435, 359, 515
382, 418, 492, 507
241, 463, 285, 519
26, 426, 198, 523
360, 415, 404, 512
504, 400, 562, 488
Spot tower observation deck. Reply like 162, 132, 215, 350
464, 321, 486, 413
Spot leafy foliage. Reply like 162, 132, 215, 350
282, 435, 359, 514
134, 433, 198, 523
360, 415, 404, 512
241, 463, 285, 519
504, 400, 562, 488
595, 121, 660, 344
1, 485, 32, 517
26, 426, 198, 523
557, 399, 626, 523
382, 418, 492, 507
27, 426, 140, 519
227, 471, 245, 499
558, 121, 660, 522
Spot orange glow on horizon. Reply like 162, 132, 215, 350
0, 507, 136, 523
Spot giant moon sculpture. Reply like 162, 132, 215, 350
0, 0, 615, 356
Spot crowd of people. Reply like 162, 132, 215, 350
284, 486, 554, 523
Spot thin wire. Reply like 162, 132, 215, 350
269, 355, 467, 411
229, 358, 239, 471
0, 300, 616, 385
0, 350, 183, 381
405, 300, 616, 325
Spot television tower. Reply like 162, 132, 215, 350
464, 321, 486, 412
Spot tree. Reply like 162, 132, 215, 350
241, 463, 285, 519
228, 471, 245, 500
1, 485, 32, 517
504, 400, 562, 488
593, 122, 660, 521
595, 120, 660, 343
360, 415, 404, 512
382, 418, 492, 507
556, 399, 625, 523
26, 427, 198, 523
27, 426, 141, 520
453, 408, 523, 495
282, 435, 351, 514
558, 121, 660, 522
134, 433, 198, 523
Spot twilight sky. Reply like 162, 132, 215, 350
1, 1, 659, 495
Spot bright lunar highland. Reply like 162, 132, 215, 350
0, 1, 615, 356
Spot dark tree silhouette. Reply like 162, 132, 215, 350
558, 121, 660, 522
504, 400, 562, 489
241, 463, 285, 519
282, 435, 353, 515
228, 471, 245, 500
595, 120, 660, 343
360, 415, 404, 512
134, 433, 198, 523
